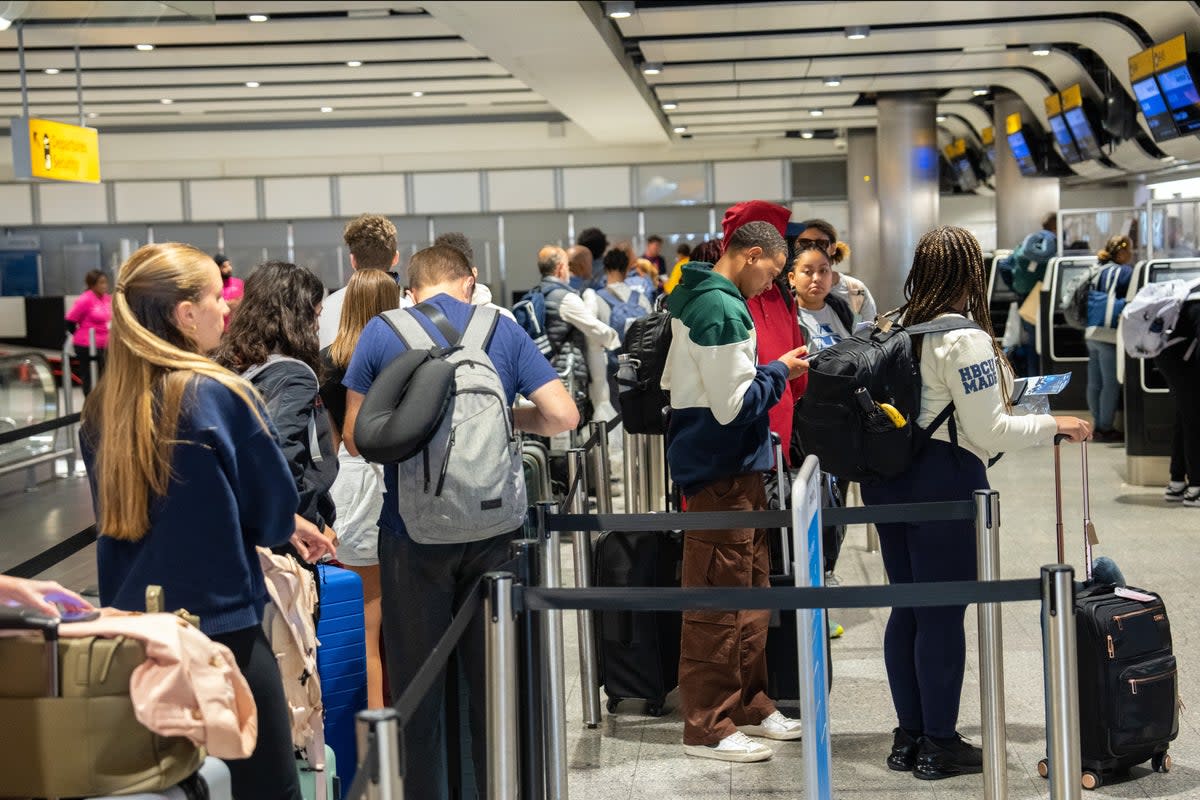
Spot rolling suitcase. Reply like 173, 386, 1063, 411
1037, 438, 1178, 790
315, 565, 365, 789
522, 438, 552, 506
89, 756, 231, 800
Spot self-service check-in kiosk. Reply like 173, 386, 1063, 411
1037, 255, 1097, 411
1121, 258, 1200, 485
986, 250, 1016, 340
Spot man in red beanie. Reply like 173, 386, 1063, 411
721, 201, 809, 467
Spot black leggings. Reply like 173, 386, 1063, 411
76, 348, 106, 396
1158, 349, 1200, 485
210, 625, 301, 800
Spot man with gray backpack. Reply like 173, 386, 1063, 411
340, 244, 578, 798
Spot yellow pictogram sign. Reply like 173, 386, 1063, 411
10, 117, 101, 184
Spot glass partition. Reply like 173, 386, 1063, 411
1149, 198, 1200, 259
0, 353, 61, 471
1135, 258, 1200, 392
1058, 207, 1146, 261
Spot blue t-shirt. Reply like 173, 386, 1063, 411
343, 293, 559, 536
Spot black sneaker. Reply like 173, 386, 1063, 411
913, 734, 983, 780
887, 727, 920, 771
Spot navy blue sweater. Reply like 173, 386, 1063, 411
84, 376, 298, 636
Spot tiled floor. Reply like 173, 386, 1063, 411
3, 437, 1197, 799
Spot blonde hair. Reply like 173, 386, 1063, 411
1098, 234, 1131, 263
329, 269, 402, 369
83, 243, 266, 541
634, 257, 659, 282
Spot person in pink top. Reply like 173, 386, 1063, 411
214, 253, 244, 320
64, 269, 112, 395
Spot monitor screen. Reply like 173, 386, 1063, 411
1133, 76, 1180, 140
1064, 107, 1103, 160
954, 157, 977, 190
1007, 131, 1038, 176
1047, 114, 1082, 163
1156, 63, 1200, 134
984, 145, 995, 168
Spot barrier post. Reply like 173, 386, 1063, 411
535, 502, 569, 800
567, 447, 602, 728
643, 434, 667, 511
1042, 565, 1082, 800
483, 572, 519, 800
87, 327, 98, 392
588, 420, 613, 515
974, 489, 1008, 800
511, 539, 545, 800
625, 432, 643, 513
355, 708, 404, 800
60, 335, 85, 478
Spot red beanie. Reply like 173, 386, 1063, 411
721, 200, 791, 254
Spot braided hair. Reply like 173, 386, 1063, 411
898, 225, 1012, 405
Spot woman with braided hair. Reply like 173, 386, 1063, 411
863, 226, 1091, 781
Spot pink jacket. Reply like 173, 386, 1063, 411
55, 611, 257, 759
65, 291, 111, 349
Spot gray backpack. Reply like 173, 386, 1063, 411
380, 304, 526, 544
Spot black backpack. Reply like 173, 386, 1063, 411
795, 315, 981, 484
616, 309, 673, 434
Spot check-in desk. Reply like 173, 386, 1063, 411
1121, 258, 1200, 485
1037, 255, 1097, 411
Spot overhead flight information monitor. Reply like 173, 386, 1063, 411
1005, 113, 1038, 176
1129, 46, 1180, 141
1044, 92, 1082, 163
1061, 84, 1103, 160
981, 126, 996, 168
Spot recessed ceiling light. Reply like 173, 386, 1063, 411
673, 126, 687, 133
346, 60, 363, 67
605, 1, 635, 19
320, 106, 333, 113
136, 44, 155, 51
662, 102, 678, 111
86, 111, 98, 118
0, 16, 10, 31
810, 108, 824, 117
642, 62, 663, 76
845, 25, 870, 40
1030, 44, 1051, 56
248, 13, 269, 22
800, 130, 815, 139
823, 76, 842, 87
412, 91, 424, 97
44, 68, 61, 75
160, 98, 173, 104
973, 87, 989, 96
245, 81, 260, 88
936, 114, 947, 122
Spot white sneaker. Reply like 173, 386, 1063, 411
1184, 487, 1200, 508
1165, 481, 1187, 503
738, 710, 804, 741
684, 731, 774, 763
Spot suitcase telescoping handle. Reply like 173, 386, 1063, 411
1051, 434, 1094, 581
0, 606, 60, 697
770, 432, 792, 577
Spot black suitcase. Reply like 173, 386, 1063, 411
593, 528, 683, 716
1037, 439, 1178, 790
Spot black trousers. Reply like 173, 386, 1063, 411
75, 348, 106, 396
379, 528, 516, 800
210, 625, 302, 800
1157, 346, 1200, 484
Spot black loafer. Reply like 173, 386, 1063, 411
887, 727, 920, 771
913, 734, 984, 780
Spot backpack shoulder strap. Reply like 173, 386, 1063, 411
241, 354, 318, 385
597, 288, 617, 307
413, 301, 462, 347
381, 308, 436, 350
458, 305, 500, 354
904, 316, 983, 336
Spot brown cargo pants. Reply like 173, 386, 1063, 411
679, 472, 776, 746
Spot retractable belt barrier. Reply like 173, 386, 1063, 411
0, 412, 82, 449
3, 525, 97, 579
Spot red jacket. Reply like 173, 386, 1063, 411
747, 283, 807, 466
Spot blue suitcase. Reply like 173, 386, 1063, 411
316, 565, 367, 788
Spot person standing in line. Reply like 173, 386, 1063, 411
643, 234, 666, 273
318, 214, 401, 348
795, 219, 877, 325
861, 226, 1090, 780
82, 243, 333, 800
65, 269, 111, 396
319, 269, 401, 710
665, 242, 692, 294
663, 221, 809, 763
1084, 235, 1134, 443
434, 231, 516, 321
577, 226, 609, 289
790, 242, 854, 352
1159, 284, 1200, 506
213, 253, 244, 313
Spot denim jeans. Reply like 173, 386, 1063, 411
1085, 339, 1119, 430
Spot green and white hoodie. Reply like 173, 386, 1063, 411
662, 262, 788, 495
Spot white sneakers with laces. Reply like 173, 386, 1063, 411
738, 710, 804, 741
684, 731, 773, 763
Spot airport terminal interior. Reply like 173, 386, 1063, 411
3, 1, 1200, 798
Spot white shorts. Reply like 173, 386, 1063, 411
330, 445, 385, 566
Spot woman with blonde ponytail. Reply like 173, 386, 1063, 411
82, 242, 329, 800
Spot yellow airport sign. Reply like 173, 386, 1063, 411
1129, 47, 1155, 82
1061, 84, 1084, 110
982, 126, 994, 145
11, 117, 101, 184
1044, 93, 1063, 117
1154, 34, 1188, 71
1005, 112, 1022, 135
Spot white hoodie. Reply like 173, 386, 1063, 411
918, 313, 1057, 465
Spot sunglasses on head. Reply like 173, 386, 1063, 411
796, 237, 832, 249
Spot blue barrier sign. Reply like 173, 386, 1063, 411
791, 455, 832, 799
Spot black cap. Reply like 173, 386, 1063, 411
213, 253, 228, 265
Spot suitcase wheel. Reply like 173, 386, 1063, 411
645, 702, 664, 718
1037, 759, 1048, 779
1081, 770, 1102, 790
1152, 752, 1172, 773
606, 698, 621, 714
